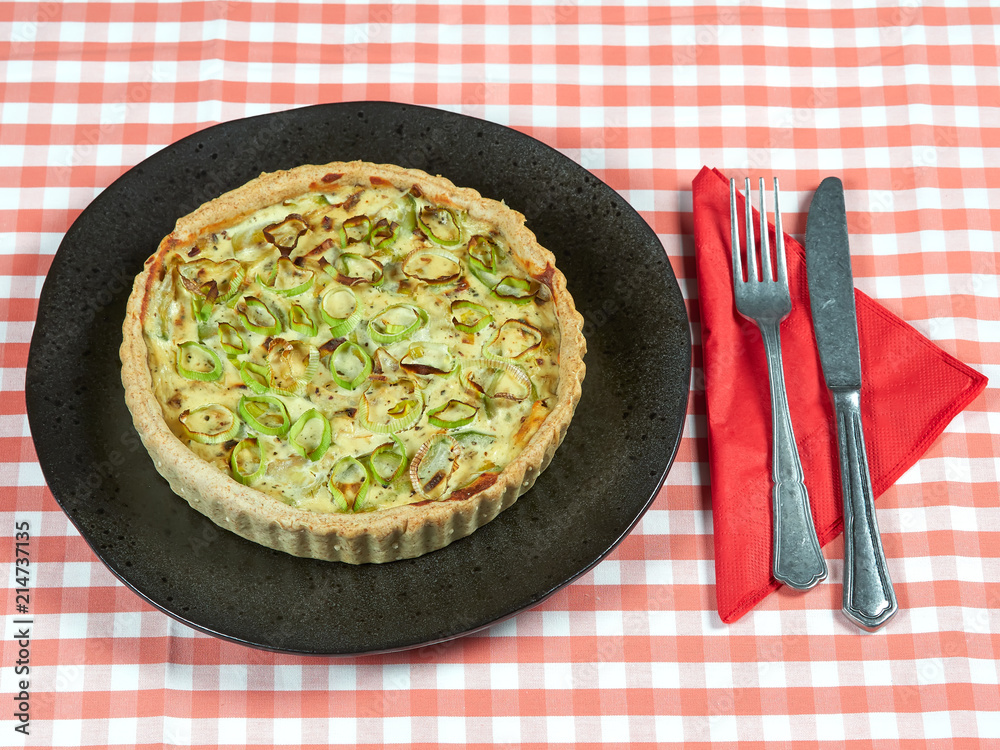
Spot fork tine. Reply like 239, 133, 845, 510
773, 177, 787, 285
758, 178, 773, 283
730, 178, 743, 285
744, 178, 757, 282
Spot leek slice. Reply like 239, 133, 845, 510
258, 257, 314, 297
371, 218, 400, 250
451, 300, 493, 334
230, 437, 266, 484
218, 322, 248, 356
262, 214, 309, 253
237, 296, 282, 336
320, 287, 362, 337
467, 235, 503, 287
334, 253, 383, 286
239, 361, 270, 394
288, 409, 332, 462
179, 403, 240, 444
369, 434, 408, 486
330, 340, 373, 390
427, 399, 479, 429
463, 357, 532, 401
409, 433, 460, 500
237, 394, 291, 437
357, 379, 425, 434
400, 341, 455, 376
215, 265, 247, 305
267, 340, 319, 397
289, 304, 318, 337
483, 319, 543, 360
339, 215, 371, 248
328, 456, 372, 512
178, 259, 245, 305
416, 203, 462, 246
176, 341, 224, 382
467, 235, 499, 273
492, 276, 538, 305
367, 304, 428, 345
401, 249, 462, 285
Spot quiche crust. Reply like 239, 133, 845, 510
120, 161, 585, 563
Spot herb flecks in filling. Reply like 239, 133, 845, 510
142, 180, 561, 513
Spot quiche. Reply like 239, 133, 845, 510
120, 161, 585, 563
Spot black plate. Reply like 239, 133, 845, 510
26, 102, 690, 655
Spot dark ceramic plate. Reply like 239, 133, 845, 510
26, 102, 690, 655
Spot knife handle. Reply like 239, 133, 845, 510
832, 389, 898, 631
760, 323, 828, 591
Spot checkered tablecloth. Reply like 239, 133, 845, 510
2, 1, 998, 747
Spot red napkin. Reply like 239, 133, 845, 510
692, 167, 988, 623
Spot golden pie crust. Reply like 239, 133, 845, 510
120, 161, 585, 563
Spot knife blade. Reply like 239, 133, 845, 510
804, 178, 862, 390
805, 177, 898, 631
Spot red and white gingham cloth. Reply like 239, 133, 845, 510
2, 2, 998, 747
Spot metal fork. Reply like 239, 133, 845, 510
730, 177, 828, 590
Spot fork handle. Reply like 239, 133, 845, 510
831, 389, 897, 631
760, 322, 828, 590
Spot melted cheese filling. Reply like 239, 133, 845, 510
142, 180, 561, 513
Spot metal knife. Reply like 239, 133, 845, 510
805, 177, 898, 631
